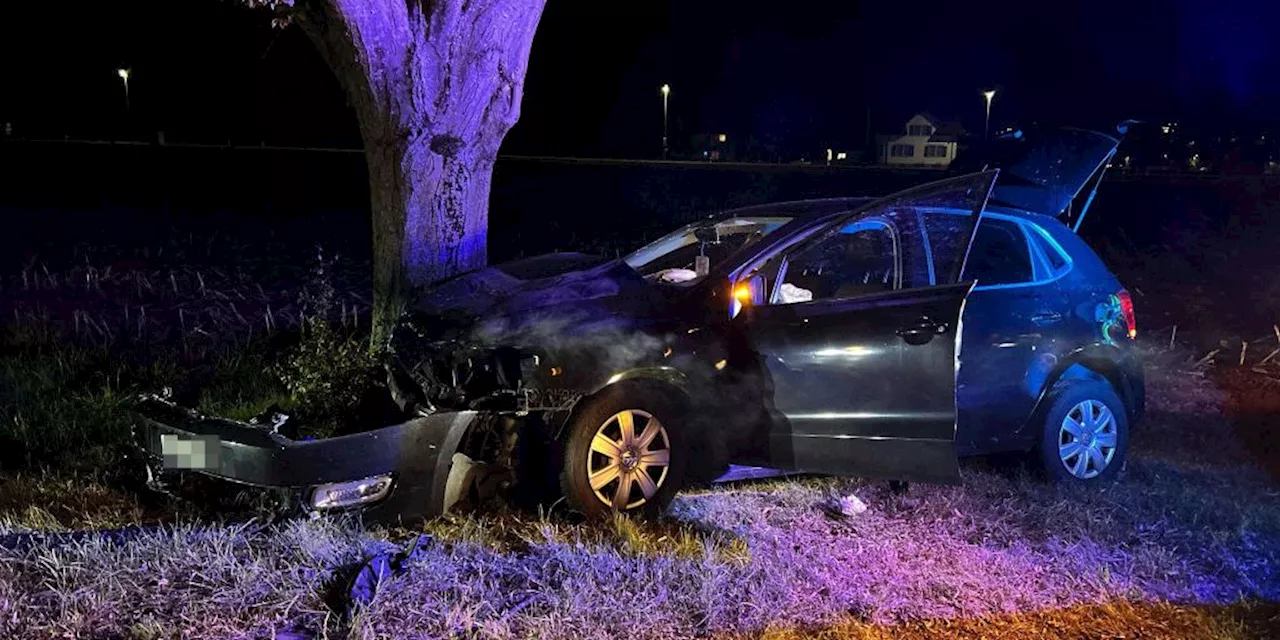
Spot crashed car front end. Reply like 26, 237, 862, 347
132, 254, 699, 523
133, 393, 486, 522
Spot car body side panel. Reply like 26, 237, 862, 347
739, 283, 971, 484
1011, 217, 1144, 435
1019, 344, 1145, 437
947, 211, 1141, 452
956, 282, 1071, 454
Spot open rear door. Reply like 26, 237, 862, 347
735, 172, 997, 484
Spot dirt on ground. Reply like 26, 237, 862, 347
1217, 367, 1280, 481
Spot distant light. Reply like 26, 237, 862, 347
836, 151, 847, 160
1161, 125, 1171, 135
717, 133, 727, 143
826, 148, 833, 162
117, 68, 130, 80
982, 89, 996, 102
660, 83, 670, 96
714, 359, 727, 370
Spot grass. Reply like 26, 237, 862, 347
757, 600, 1280, 639
0, 332, 290, 471
0, 472, 151, 531
0, 245, 376, 471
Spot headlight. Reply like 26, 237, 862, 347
309, 474, 394, 509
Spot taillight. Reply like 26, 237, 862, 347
1117, 289, 1136, 339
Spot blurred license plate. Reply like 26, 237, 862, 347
159, 433, 221, 470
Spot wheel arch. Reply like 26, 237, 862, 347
1022, 344, 1140, 441
553, 369, 694, 441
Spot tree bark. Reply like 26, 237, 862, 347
295, 0, 545, 344
364, 134, 494, 339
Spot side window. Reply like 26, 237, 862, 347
1028, 225, 1068, 272
772, 221, 897, 304
731, 171, 999, 312
962, 218, 1033, 286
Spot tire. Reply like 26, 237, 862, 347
1037, 379, 1129, 483
560, 382, 689, 518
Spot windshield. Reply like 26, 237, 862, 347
624, 216, 793, 284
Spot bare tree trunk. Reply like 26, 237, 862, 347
296, 0, 545, 344
364, 134, 494, 339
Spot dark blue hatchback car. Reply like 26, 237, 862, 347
137, 127, 1144, 522
592, 125, 1143, 510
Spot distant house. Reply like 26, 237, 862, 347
876, 113, 966, 167
690, 132, 735, 162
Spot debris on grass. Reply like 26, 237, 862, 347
821, 493, 869, 520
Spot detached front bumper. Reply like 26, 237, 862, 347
133, 396, 479, 523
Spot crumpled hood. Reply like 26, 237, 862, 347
389, 254, 691, 412
417, 253, 645, 318
399, 253, 680, 349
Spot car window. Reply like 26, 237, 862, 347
771, 221, 897, 304
916, 209, 973, 285
730, 172, 998, 313
962, 217, 1033, 285
1028, 225, 1068, 272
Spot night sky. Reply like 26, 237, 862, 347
3, 0, 1278, 157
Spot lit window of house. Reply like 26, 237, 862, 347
924, 144, 948, 158
890, 144, 915, 157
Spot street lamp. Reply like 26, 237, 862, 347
982, 89, 996, 140
661, 83, 670, 159
117, 68, 131, 112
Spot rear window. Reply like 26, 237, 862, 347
963, 218, 1032, 285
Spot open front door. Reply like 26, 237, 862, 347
733, 172, 997, 484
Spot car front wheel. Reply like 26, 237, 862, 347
560, 383, 688, 518
1037, 380, 1129, 482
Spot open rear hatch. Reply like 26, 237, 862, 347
980, 126, 1122, 231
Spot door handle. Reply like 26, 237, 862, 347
1031, 312, 1063, 326
896, 317, 949, 345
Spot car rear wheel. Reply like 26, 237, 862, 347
561, 383, 688, 518
1037, 380, 1128, 483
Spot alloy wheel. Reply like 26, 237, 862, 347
586, 409, 671, 510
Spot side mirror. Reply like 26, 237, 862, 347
730, 273, 767, 318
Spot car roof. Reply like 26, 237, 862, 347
983, 204, 1063, 228
713, 195, 1072, 235
710, 196, 876, 223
